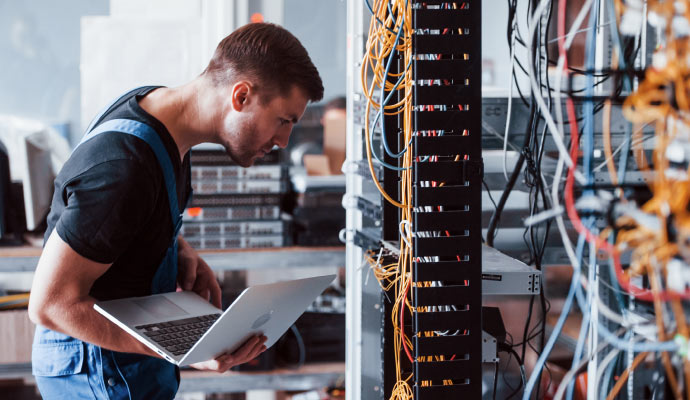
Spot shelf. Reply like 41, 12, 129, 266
0, 246, 41, 272
201, 246, 345, 271
0, 363, 32, 381
0, 246, 345, 273
179, 362, 344, 393
0, 362, 345, 393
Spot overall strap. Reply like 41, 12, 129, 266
82, 119, 181, 225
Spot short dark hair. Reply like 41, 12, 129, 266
203, 23, 324, 103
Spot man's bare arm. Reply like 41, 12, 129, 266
28, 229, 159, 357
29, 229, 267, 371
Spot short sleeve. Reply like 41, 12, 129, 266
55, 159, 158, 264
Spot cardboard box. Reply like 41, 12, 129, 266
303, 154, 332, 176
0, 310, 35, 364
303, 113, 346, 176
322, 114, 346, 175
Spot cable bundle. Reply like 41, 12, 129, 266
359, 0, 690, 398
361, 0, 414, 398
511, 1, 690, 399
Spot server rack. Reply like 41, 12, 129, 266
346, 1, 483, 399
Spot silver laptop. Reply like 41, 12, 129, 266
94, 274, 336, 366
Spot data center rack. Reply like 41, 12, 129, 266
345, 1, 483, 399
409, 2, 483, 398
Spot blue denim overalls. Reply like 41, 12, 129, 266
33, 88, 186, 399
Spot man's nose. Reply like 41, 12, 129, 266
274, 134, 290, 149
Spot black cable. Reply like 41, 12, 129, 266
506, 0, 531, 108
486, 144, 529, 247
510, 298, 551, 348
290, 324, 306, 369
486, 101, 535, 247
528, 4, 549, 397
498, 343, 527, 400
537, 16, 553, 400
483, 179, 499, 242
493, 361, 499, 400
520, 295, 536, 368
488, 0, 542, 248
501, 343, 518, 393
483, 179, 498, 211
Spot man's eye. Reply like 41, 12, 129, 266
279, 118, 290, 125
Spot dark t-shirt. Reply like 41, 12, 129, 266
45, 86, 192, 301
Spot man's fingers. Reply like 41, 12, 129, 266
213, 351, 230, 361
244, 336, 267, 361
247, 342, 267, 361
209, 276, 222, 308
190, 336, 268, 373
232, 336, 261, 361
190, 260, 221, 307
202, 352, 234, 372
216, 354, 236, 370
241, 340, 265, 363
233, 335, 266, 362
179, 258, 197, 291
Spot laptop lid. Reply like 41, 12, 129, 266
95, 274, 336, 366
179, 274, 336, 365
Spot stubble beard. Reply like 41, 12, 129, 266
222, 117, 259, 168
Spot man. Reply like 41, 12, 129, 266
320, 96, 346, 126
28, 22, 323, 399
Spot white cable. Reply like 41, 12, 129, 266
548, 0, 599, 274
526, 0, 590, 185
521, 4, 598, 399
503, 18, 518, 182
592, 134, 651, 173
399, 220, 412, 248
552, 156, 579, 268
552, 337, 608, 400
483, 120, 520, 151
523, 206, 565, 227
553, 0, 594, 159
555, 347, 616, 400
595, 348, 622, 399
547, 21, 613, 44
554, 333, 643, 400
575, 262, 635, 327
595, 288, 628, 326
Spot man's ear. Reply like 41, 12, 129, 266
231, 81, 252, 111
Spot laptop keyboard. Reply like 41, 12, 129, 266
136, 313, 221, 356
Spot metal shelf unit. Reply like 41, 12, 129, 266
0, 362, 344, 394
0, 246, 345, 273
0, 246, 345, 395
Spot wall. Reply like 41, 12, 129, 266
284, 0, 347, 104
0, 0, 109, 145
481, 0, 531, 95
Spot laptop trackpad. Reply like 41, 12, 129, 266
134, 296, 188, 319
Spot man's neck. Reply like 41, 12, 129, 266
138, 80, 217, 161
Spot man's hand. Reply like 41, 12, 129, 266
190, 335, 268, 372
177, 236, 222, 308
